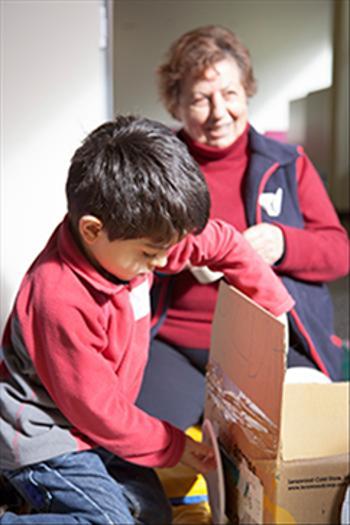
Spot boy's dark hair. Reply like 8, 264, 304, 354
66, 115, 210, 242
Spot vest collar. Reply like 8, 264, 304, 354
248, 126, 299, 166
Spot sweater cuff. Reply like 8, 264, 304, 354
273, 223, 303, 272
270, 295, 295, 317
161, 425, 186, 468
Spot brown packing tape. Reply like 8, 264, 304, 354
206, 361, 279, 461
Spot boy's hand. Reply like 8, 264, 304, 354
179, 435, 216, 474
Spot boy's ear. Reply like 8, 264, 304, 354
79, 215, 104, 245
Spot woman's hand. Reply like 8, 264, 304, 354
179, 435, 216, 474
243, 223, 285, 266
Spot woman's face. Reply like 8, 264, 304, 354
176, 57, 248, 148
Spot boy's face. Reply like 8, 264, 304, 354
79, 216, 175, 281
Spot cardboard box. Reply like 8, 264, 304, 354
205, 282, 350, 524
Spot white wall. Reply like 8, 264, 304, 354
113, 0, 333, 133
330, 0, 349, 212
1, 0, 107, 332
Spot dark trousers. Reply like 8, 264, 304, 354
136, 339, 208, 430
136, 337, 317, 430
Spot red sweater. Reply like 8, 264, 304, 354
0, 216, 293, 470
158, 126, 349, 349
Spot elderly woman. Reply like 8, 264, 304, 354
137, 25, 349, 430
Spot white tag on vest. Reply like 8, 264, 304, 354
129, 279, 150, 321
259, 187, 283, 217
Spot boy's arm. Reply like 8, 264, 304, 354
16, 291, 184, 469
164, 219, 295, 317
13, 257, 216, 473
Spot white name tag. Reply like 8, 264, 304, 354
259, 187, 283, 217
129, 280, 150, 321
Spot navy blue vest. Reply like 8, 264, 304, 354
246, 127, 344, 380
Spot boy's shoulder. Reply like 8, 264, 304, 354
16, 222, 101, 320
19, 235, 87, 317
16, 219, 137, 325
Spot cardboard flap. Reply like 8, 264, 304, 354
281, 382, 350, 460
210, 282, 286, 459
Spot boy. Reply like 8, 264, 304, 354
0, 115, 294, 524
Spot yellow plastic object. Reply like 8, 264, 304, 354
173, 502, 212, 524
156, 426, 211, 524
